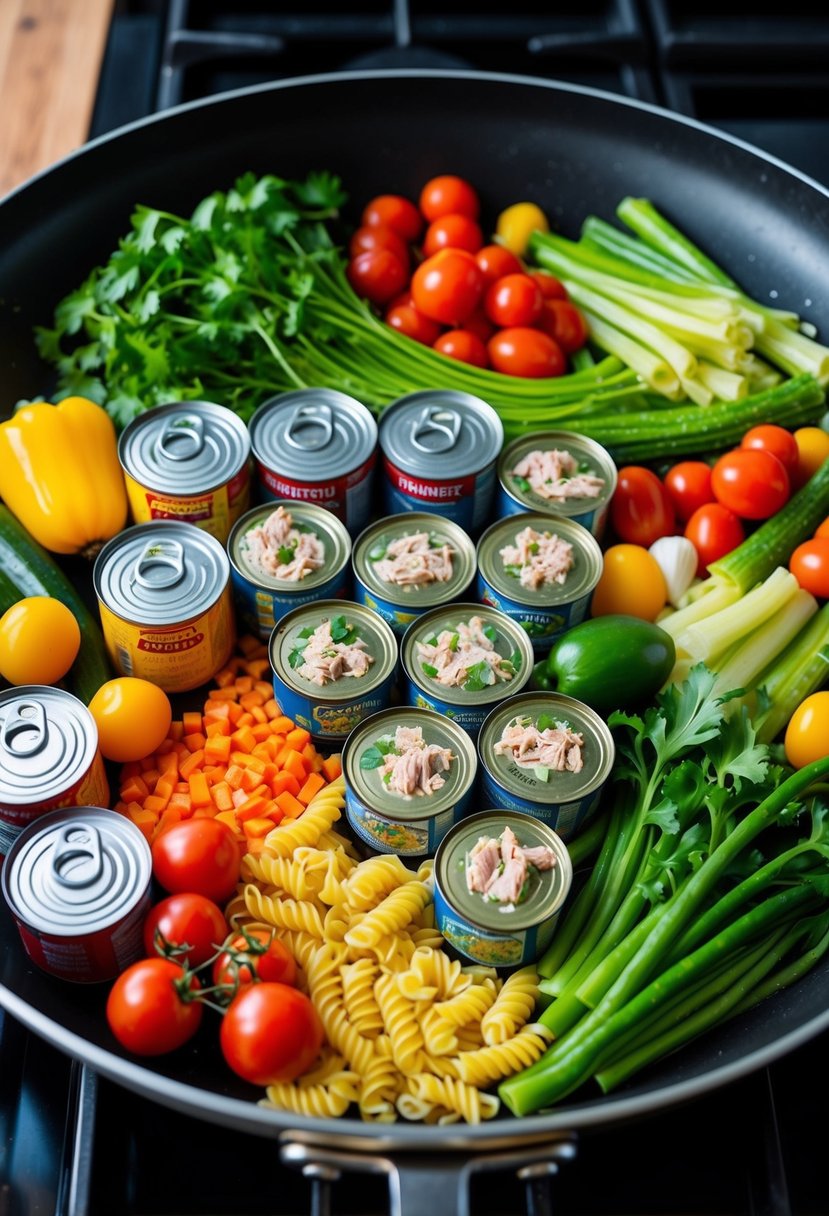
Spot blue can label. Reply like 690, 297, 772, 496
478, 768, 597, 840
344, 788, 469, 857
405, 688, 488, 739
352, 584, 424, 637
272, 672, 395, 743
382, 460, 497, 534
433, 882, 558, 968
495, 486, 607, 539
476, 574, 590, 656
231, 567, 349, 641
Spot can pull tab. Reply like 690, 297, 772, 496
285, 404, 334, 451
1, 699, 48, 758
132, 539, 185, 589
52, 824, 104, 889
411, 407, 460, 453
155, 413, 205, 462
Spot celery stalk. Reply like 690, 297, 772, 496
615, 197, 737, 288
658, 581, 742, 641
749, 603, 829, 743
675, 567, 800, 663
710, 588, 817, 699
577, 308, 681, 394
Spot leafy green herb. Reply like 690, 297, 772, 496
277, 544, 296, 565
482, 622, 498, 644
367, 542, 388, 562
421, 663, 439, 679
512, 475, 531, 494
360, 737, 397, 770
463, 661, 497, 692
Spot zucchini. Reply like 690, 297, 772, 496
0, 567, 20, 616
0, 504, 112, 703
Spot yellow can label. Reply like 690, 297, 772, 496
125, 466, 251, 544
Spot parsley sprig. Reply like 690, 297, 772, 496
288, 615, 361, 671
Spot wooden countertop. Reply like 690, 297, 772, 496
0, 0, 115, 198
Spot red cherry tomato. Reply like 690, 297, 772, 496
815, 516, 829, 540
419, 175, 480, 222
711, 448, 790, 520
143, 893, 229, 968
484, 273, 544, 328
537, 298, 589, 353
151, 818, 241, 904
348, 224, 410, 271
789, 537, 829, 598
361, 193, 423, 242
220, 982, 324, 1086
106, 958, 203, 1056
487, 328, 566, 378
475, 244, 524, 286
740, 424, 800, 480
529, 270, 568, 300
346, 249, 408, 307
663, 461, 715, 522
433, 329, 489, 368
212, 927, 297, 993
460, 305, 495, 343
610, 466, 677, 548
410, 248, 484, 326
422, 213, 484, 257
684, 502, 745, 575
385, 301, 442, 346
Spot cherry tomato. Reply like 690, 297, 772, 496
684, 502, 745, 575
361, 193, 422, 242
494, 202, 549, 256
460, 305, 495, 343
88, 677, 172, 763
475, 243, 523, 286
529, 270, 568, 300
212, 927, 297, 992
487, 327, 566, 378
151, 818, 241, 904
419, 175, 480, 223
610, 466, 676, 548
433, 329, 489, 368
106, 958, 202, 1056
663, 461, 715, 522
792, 426, 829, 489
590, 544, 667, 622
815, 516, 829, 539
220, 982, 324, 1086
784, 691, 829, 769
143, 893, 229, 968
348, 224, 410, 270
484, 273, 544, 328
740, 424, 800, 480
410, 248, 484, 326
789, 537, 829, 598
0, 596, 80, 686
537, 299, 589, 353
385, 301, 442, 346
711, 448, 790, 520
346, 249, 408, 307
422, 213, 484, 257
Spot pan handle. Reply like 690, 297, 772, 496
280, 1135, 578, 1216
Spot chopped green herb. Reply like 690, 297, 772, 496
482, 622, 498, 644
421, 662, 439, 679
367, 542, 388, 562
512, 474, 531, 494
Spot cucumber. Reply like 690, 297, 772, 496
0, 567, 20, 616
0, 505, 112, 703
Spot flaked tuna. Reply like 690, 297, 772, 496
494, 717, 585, 774
295, 618, 374, 687
499, 525, 573, 590
245, 505, 325, 581
380, 725, 455, 798
465, 825, 557, 904
416, 615, 516, 689
512, 448, 605, 501
374, 531, 455, 586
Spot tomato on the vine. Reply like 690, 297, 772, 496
410, 248, 484, 326
610, 466, 676, 548
487, 327, 566, 378
346, 249, 408, 307
220, 982, 324, 1086
212, 928, 297, 993
151, 818, 241, 904
684, 502, 745, 575
475, 244, 523, 286
106, 958, 202, 1056
711, 448, 790, 520
663, 461, 715, 522
422, 213, 483, 257
740, 424, 799, 480
789, 537, 829, 598
385, 301, 442, 346
348, 224, 410, 270
537, 299, 589, 353
143, 893, 229, 968
361, 193, 422, 242
419, 175, 480, 222
433, 329, 489, 368
484, 273, 543, 328
784, 692, 829, 768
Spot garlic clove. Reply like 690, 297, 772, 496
649, 535, 698, 607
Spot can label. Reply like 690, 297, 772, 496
382, 457, 496, 533
257, 452, 376, 534
477, 577, 590, 655
125, 466, 250, 543
15, 889, 151, 983
231, 567, 350, 642
478, 768, 598, 840
352, 586, 422, 637
433, 882, 557, 967
274, 681, 394, 743
406, 688, 489, 738
345, 790, 462, 857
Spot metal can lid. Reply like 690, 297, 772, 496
352, 512, 477, 609
118, 400, 250, 495
228, 501, 351, 592
477, 690, 615, 805
342, 706, 477, 822
379, 389, 503, 479
270, 599, 398, 701
434, 808, 572, 933
249, 388, 378, 481
1, 807, 152, 936
93, 520, 230, 625
498, 430, 618, 519
476, 513, 603, 607
0, 687, 100, 808
400, 603, 534, 708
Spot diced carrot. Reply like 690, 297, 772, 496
183, 732, 207, 754
168, 721, 185, 742
211, 781, 234, 812
243, 834, 266, 855
240, 766, 266, 794
242, 816, 276, 837
182, 711, 203, 735
234, 675, 254, 695
231, 787, 250, 809
168, 792, 192, 812
301, 741, 318, 764
159, 749, 180, 775
213, 666, 238, 688
204, 735, 232, 765
271, 771, 300, 798
205, 718, 231, 738
266, 805, 285, 825
179, 749, 205, 780
282, 748, 308, 783
322, 755, 342, 782
127, 807, 157, 840
297, 772, 325, 806
249, 705, 268, 724
231, 725, 257, 754
275, 790, 305, 819
188, 771, 212, 807
226, 701, 245, 725
285, 726, 311, 751
251, 722, 275, 743
156, 738, 177, 755
253, 678, 273, 698
235, 796, 269, 823
208, 687, 239, 702
231, 751, 267, 774
203, 701, 231, 721
263, 699, 280, 720
214, 809, 240, 835
270, 714, 296, 734
225, 764, 246, 790
121, 775, 150, 803
239, 689, 265, 711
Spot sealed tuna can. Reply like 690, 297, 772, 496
379, 389, 503, 535
433, 809, 572, 968
269, 599, 398, 742
118, 400, 252, 543
228, 501, 352, 641
93, 520, 235, 693
476, 513, 603, 655
497, 430, 617, 539
1, 807, 152, 983
476, 691, 615, 840
249, 388, 377, 535
352, 511, 477, 637
0, 686, 109, 832
400, 603, 534, 739
341, 706, 478, 857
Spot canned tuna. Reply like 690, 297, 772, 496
497, 430, 618, 539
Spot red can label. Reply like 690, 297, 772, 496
256, 451, 376, 531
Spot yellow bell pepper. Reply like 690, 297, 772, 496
0, 396, 128, 557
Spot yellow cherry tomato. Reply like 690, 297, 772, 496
0, 596, 81, 685
784, 691, 829, 769
89, 677, 173, 763
813, 515, 829, 540
494, 202, 550, 257
591, 544, 668, 622
792, 426, 829, 489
